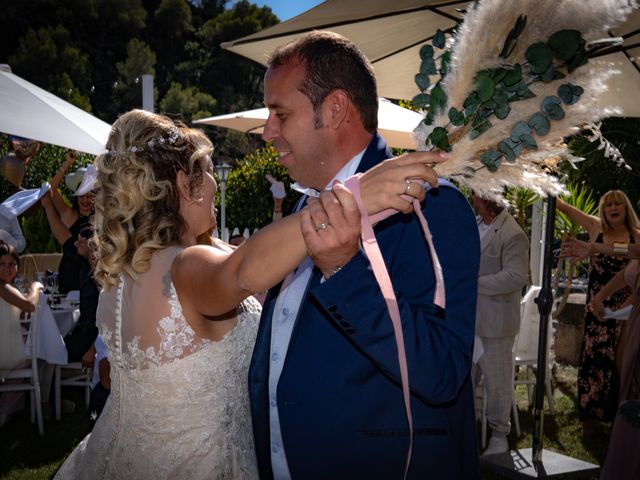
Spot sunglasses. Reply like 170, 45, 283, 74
78, 229, 93, 240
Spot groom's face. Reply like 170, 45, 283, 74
262, 59, 333, 190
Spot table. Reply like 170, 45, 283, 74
25, 294, 79, 365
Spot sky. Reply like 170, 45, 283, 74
232, 0, 324, 21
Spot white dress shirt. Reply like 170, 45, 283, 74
268, 149, 365, 479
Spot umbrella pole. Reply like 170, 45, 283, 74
480, 196, 599, 478
531, 196, 556, 462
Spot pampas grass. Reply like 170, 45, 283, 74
414, 0, 637, 200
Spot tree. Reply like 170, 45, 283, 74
566, 117, 640, 208
113, 39, 158, 113
9, 26, 93, 111
160, 82, 217, 119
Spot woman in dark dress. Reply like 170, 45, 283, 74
562, 236, 640, 479
42, 150, 95, 293
556, 190, 640, 436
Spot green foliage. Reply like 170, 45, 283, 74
429, 127, 450, 151
224, 145, 300, 232
9, 25, 93, 112
505, 187, 540, 229
555, 182, 598, 236
154, 0, 194, 39
499, 15, 527, 58
1, 0, 277, 128
432, 29, 446, 49
160, 82, 217, 119
566, 117, 640, 208
417, 15, 594, 173
21, 209, 59, 254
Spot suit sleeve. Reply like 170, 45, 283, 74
310, 185, 480, 405
477, 227, 529, 296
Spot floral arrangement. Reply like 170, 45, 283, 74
413, 0, 637, 200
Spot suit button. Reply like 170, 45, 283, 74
333, 312, 343, 320
328, 305, 338, 312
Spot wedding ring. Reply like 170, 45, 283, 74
315, 222, 329, 232
404, 180, 413, 195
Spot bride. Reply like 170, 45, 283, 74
54, 109, 441, 479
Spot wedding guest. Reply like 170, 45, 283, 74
0, 242, 43, 426
54, 109, 441, 480
561, 234, 640, 479
250, 31, 480, 479
41, 194, 97, 361
556, 191, 639, 436
49, 150, 95, 231
471, 193, 529, 455
43, 150, 95, 293
63, 224, 99, 362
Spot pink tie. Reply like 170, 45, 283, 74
343, 174, 446, 479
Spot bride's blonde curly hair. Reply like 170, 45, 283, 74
94, 109, 213, 289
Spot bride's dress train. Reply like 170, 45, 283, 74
55, 247, 259, 479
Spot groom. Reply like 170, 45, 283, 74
249, 31, 480, 479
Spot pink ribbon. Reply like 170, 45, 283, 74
343, 174, 446, 478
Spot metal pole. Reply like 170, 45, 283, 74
141, 74, 154, 112
532, 196, 556, 462
220, 181, 227, 242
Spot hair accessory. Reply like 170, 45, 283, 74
107, 127, 181, 157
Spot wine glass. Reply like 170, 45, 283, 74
13, 275, 27, 293
46, 274, 59, 296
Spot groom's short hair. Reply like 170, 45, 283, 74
267, 30, 378, 133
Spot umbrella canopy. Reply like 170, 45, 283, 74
194, 98, 424, 150
222, 0, 640, 117
0, 66, 110, 155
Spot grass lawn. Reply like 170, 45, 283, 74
1, 364, 610, 479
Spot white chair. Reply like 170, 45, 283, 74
479, 286, 553, 449
54, 362, 91, 420
513, 286, 555, 415
0, 309, 44, 435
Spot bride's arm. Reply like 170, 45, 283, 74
173, 150, 447, 317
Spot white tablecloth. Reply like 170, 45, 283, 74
25, 295, 79, 365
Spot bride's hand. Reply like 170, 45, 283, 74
301, 183, 361, 278
358, 151, 449, 215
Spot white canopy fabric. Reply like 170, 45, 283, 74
0, 67, 110, 155
222, 0, 640, 117
194, 97, 424, 150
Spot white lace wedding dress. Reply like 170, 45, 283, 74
55, 247, 260, 480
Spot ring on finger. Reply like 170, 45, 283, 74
315, 222, 330, 232
404, 180, 413, 195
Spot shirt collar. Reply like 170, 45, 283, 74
290, 147, 367, 198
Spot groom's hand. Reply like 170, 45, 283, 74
301, 182, 361, 279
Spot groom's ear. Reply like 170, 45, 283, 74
324, 89, 350, 129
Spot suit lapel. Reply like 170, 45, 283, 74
479, 209, 508, 253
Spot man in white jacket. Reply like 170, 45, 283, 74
471, 192, 529, 455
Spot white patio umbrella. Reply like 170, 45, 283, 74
222, 0, 640, 117
193, 97, 424, 150
0, 65, 110, 155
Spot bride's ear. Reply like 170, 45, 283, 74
176, 170, 192, 201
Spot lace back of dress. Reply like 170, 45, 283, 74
98, 247, 208, 371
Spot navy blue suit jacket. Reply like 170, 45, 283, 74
249, 133, 481, 479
